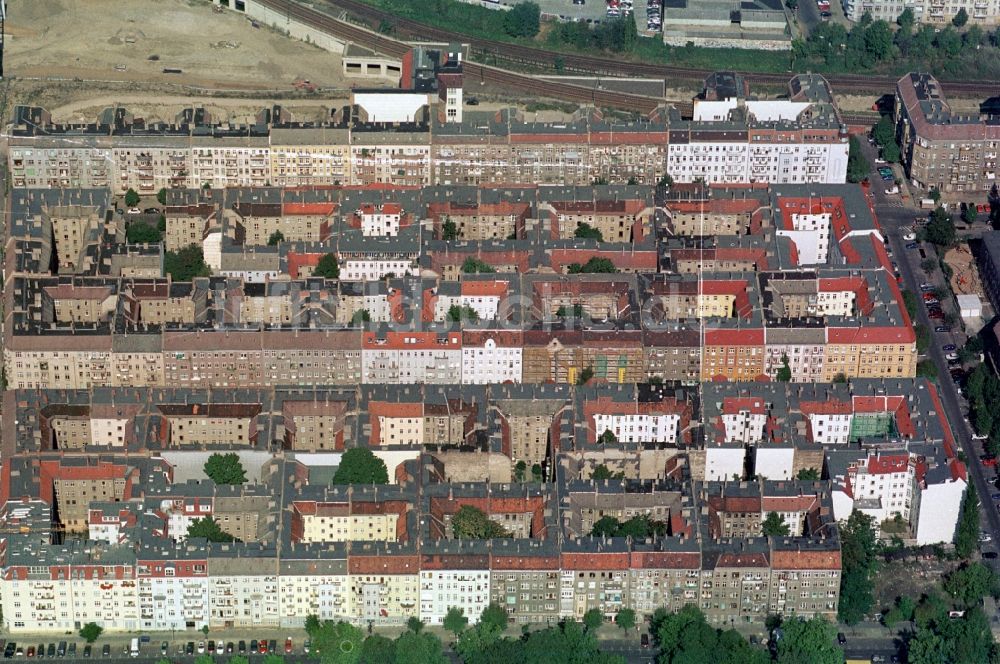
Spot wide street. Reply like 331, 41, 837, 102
862, 142, 1000, 580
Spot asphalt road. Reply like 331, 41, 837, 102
861, 143, 1000, 565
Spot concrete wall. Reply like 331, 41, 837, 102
212, 0, 349, 54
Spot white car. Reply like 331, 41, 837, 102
903, 232, 916, 241
885, 186, 899, 195
946, 352, 960, 361
980, 532, 993, 543
875, 158, 887, 165
127, 207, 141, 214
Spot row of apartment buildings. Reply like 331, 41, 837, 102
3, 180, 917, 390
6, 72, 848, 192
0, 373, 967, 633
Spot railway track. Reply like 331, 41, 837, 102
309, 0, 995, 98
258, 0, 664, 112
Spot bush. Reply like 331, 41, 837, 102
126, 221, 161, 244
164, 245, 210, 281
503, 2, 540, 38
124, 188, 140, 208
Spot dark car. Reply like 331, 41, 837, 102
837, 632, 847, 645
186, 642, 194, 656
268, 640, 277, 654
101, 644, 110, 658
67, 644, 76, 657
250, 640, 258, 654
238, 641, 246, 654
36, 644, 44, 659
207, 640, 215, 654
82, 645, 91, 658
57, 642, 66, 658
46, 645, 54, 658
906, 242, 919, 249
4, 643, 15, 659
985, 551, 998, 559
935, 326, 950, 332
143, 207, 159, 214
640, 633, 650, 648
942, 344, 957, 351
226, 642, 234, 654
929, 311, 945, 319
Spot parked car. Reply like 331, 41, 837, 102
185, 643, 194, 656
906, 242, 919, 249
226, 642, 234, 654
984, 551, 998, 559
837, 632, 847, 645
285, 638, 293, 654
238, 641, 247, 655
160, 642, 168, 656
903, 231, 916, 240
935, 325, 950, 332
641, 633, 651, 648
929, 310, 945, 319
4, 643, 15, 659
67, 644, 75, 658
26, 647, 35, 658
303, 640, 311, 654
269, 640, 277, 654
197, 641, 205, 654
946, 352, 960, 360
942, 344, 957, 351
126, 207, 140, 215
101, 644, 110, 658
981, 455, 997, 467
259, 640, 268, 654
980, 532, 992, 543
250, 640, 258, 654
924, 299, 940, 306
920, 282, 934, 290
885, 186, 900, 195
924, 292, 939, 300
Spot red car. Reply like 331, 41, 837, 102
923, 292, 938, 301
285, 638, 293, 654
259, 639, 269, 654
982, 455, 998, 467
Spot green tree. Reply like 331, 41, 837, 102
930, 187, 942, 203
503, 2, 541, 38
598, 429, 617, 445
953, 7, 969, 26
358, 635, 394, 664
873, 114, 896, 146
776, 354, 792, 382
461, 257, 495, 273
567, 257, 618, 273
576, 366, 595, 385
332, 448, 389, 485
203, 452, 247, 485
157, 214, 166, 233
592, 464, 624, 481
124, 188, 140, 208
936, 26, 963, 56
452, 505, 511, 539
797, 467, 820, 480
156, 188, 168, 205
944, 561, 998, 604
447, 304, 479, 322
480, 603, 509, 633
314, 253, 340, 279
187, 516, 235, 542
406, 616, 425, 633
955, 484, 980, 558
776, 617, 843, 664
394, 631, 447, 664
762, 511, 791, 536
79, 622, 103, 643
923, 207, 956, 246
846, 136, 871, 183
310, 620, 364, 664
305, 614, 321, 636
838, 510, 879, 624
352, 309, 371, 325
574, 222, 604, 241
881, 140, 901, 163
962, 203, 978, 224
614, 608, 636, 632
655, 605, 768, 664
583, 608, 603, 631
833, 372, 848, 383
907, 629, 948, 664
126, 221, 161, 244
441, 217, 458, 241
164, 245, 211, 281
554, 55, 565, 72
897, 7, 915, 33
443, 606, 469, 636
883, 595, 916, 627
267, 230, 285, 246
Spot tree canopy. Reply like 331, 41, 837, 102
124, 188, 141, 207
126, 221, 162, 244
574, 222, 604, 241
443, 606, 469, 635
452, 505, 511, 539
567, 257, 618, 274
775, 617, 843, 664
447, 304, 480, 323
838, 510, 879, 624
462, 257, 496, 273
457, 617, 624, 664
479, 603, 509, 633
762, 511, 791, 536
187, 516, 235, 543
954, 484, 980, 558
614, 608, 636, 631
314, 253, 340, 279
944, 561, 999, 605
164, 245, 211, 281
332, 448, 389, 485
203, 452, 247, 485
267, 230, 285, 246
846, 136, 871, 183
922, 207, 956, 246
503, 2, 540, 38
652, 605, 769, 664
441, 217, 458, 241
590, 514, 666, 539
79, 622, 103, 643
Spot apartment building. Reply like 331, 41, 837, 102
843, 0, 1000, 24
895, 72, 1000, 199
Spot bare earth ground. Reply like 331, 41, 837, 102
0, 0, 981, 125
